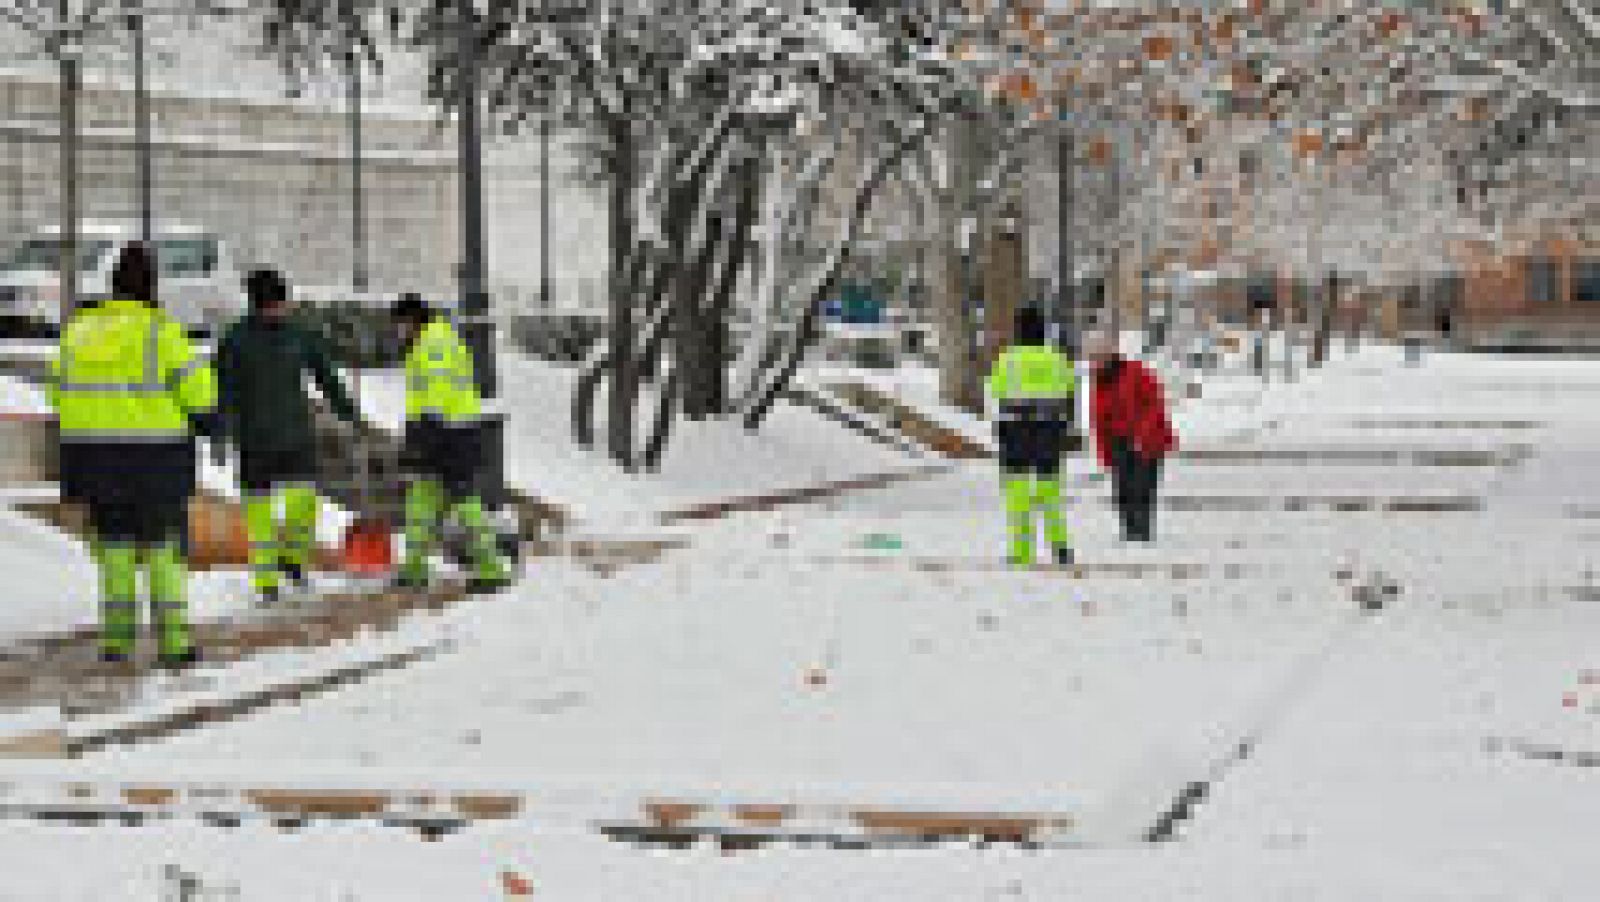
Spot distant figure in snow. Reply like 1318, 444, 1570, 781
986, 307, 1077, 567
1088, 333, 1176, 543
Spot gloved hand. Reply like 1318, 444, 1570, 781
189, 410, 225, 442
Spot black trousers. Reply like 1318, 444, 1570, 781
60, 439, 194, 545
1109, 437, 1162, 541
239, 442, 320, 494
995, 419, 1068, 476
401, 417, 486, 498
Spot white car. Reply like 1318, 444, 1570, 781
0, 222, 247, 336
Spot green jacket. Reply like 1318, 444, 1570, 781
215, 313, 359, 456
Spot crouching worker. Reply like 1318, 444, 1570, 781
215, 269, 362, 603
49, 244, 216, 667
389, 294, 512, 593
987, 307, 1077, 567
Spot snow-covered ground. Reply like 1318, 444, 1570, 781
2, 345, 1597, 899
355, 351, 915, 528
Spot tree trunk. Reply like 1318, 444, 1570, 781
606, 116, 637, 469
931, 126, 980, 414
1311, 272, 1336, 366
677, 210, 721, 420
743, 124, 935, 429
702, 146, 761, 416
981, 199, 1026, 375
641, 370, 680, 472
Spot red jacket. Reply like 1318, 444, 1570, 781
1090, 358, 1177, 468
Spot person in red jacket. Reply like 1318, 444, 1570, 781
1089, 334, 1176, 541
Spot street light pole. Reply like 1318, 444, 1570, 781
1055, 120, 1075, 356
344, 0, 367, 293
539, 114, 550, 309
57, 0, 81, 319
129, 9, 152, 245
454, 0, 504, 511
457, 0, 492, 395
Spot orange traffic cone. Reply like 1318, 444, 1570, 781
340, 515, 394, 576
339, 371, 395, 578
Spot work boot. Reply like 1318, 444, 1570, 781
257, 584, 282, 606
278, 561, 310, 591
454, 497, 514, 595
1054, 545, 1075, 566
466, 573, 514, 595
392, 565, 431, 593
158, 647, 201, 671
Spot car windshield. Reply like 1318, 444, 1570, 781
0, 239, 115, 275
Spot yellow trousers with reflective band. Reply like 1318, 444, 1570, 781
1003, 475, 1071, 565
93, 540, 190, 658
400, 478, 510, 584
244, 485, 320, 593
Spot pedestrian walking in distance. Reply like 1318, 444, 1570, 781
48, 243, 217, 667
390, 294, 513, 593
214, 269, 362, 603
987, 307, 1077, 567
1088, 333, 1176, 542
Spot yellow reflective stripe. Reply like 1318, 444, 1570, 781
146, 313, 161, 387
53, 383, 172, 394
165, 356, 205, 390
58, 428, 191, 442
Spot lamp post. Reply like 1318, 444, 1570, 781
539, 114, 550, 308
344, 0, 367, 293
456, 0, 491, 395
127, 7, 152, 244
56, 0, 82, 320
1055, 118, 1075, 356
454, 0, 505, 510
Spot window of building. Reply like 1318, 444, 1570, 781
1246, 276, 1276, 311
1528, 256, 1559, 304
1575, 258, 1600, 304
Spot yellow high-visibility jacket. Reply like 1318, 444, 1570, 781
48, 299, 216, 442
986, 344, 1075, 422
405, 317, 482, 425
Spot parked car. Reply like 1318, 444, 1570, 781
0, 221, 246, 336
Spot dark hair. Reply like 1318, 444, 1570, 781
389, 292, 432, 324
1013, 306, 1047, 345
111, 243, 158, 304
244, 269, 290, 311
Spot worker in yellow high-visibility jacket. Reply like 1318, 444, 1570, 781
389, 293, 512, 593
47, 244, 217, 667
986, 307, 1077, 567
